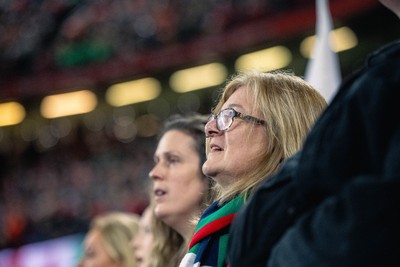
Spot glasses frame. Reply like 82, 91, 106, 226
208, 107, 265, 131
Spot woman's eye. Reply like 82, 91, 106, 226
85, 249, 95, 258
144, 226, 152, 234
153, 156, 159, 164
167, 156, 179, 164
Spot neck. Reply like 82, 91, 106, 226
167, 209, 201, 242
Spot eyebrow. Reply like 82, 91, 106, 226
154, 150, 180, 161
226, 103, 245, 110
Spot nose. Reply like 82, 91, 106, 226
131, 235, 140, 250
149, 163, 163, 181
205, 118, 221, 137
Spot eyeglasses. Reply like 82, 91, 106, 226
208, 108, 265, 131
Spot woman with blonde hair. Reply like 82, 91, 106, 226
132, 199, 185, 267
180, 69, 327, 267
79, 211, 139, 267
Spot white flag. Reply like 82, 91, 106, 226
305, 0, 341, 103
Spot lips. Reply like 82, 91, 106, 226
210, 143, 223, 151
154, 188, 166, 196
153, 187, 167, 202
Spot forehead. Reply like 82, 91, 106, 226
155, 130, 196, 154
140, 208, 153, 225
84, 229, 103, 247
221, 86, 253, 112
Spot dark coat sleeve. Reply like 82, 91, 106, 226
229, 132, 400, 267
268, 126, 400, 267
267, 42, 400, 266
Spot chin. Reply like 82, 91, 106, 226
154, 205, 165, 219
202, 162, 213, 176
203, 165, 218, 178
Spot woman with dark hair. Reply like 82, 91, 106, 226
148, 113, 216, 266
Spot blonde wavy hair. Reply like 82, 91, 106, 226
149, 212, 186, 267
91, 212, 140, 267
208, 69, 327, 203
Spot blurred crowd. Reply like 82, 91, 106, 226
0, 123, 155, 249
0, 0, 318, 251
0, 0, 316, 250
0, 0, 313, 77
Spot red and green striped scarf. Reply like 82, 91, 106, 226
179, 195, 244, 267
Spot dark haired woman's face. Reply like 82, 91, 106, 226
149, 130, 208, 232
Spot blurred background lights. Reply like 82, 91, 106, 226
177, 93, 201, 114
106, 78, 161, 107
112, 106, 136, 124
147, 98, 171, 120
170, 63, 228, 93
37, 125, 59, 150
0, 102, 26, 127
135, 114, 160, 137
113, 118, 137, 143
40, 90, 98, 119
300, 26, 358, 58
20, 119, 40, 142
235, 46, 292, 72
50, 118, 72, 139
83, 109, 108, 132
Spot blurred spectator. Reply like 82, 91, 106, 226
0, 0, 314, 76
78, 211, 140, 267
0, 0, 316, 250
132, 203, 155, 267
0, 125, 153, 249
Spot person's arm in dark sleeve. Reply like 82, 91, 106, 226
268, 127, 400, 267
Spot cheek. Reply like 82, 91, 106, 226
228, 134, 267, 162
174, 168, 202, 187
225, 129, 248, 152
182, 176, 207, 201
145, 237, 154, 250
154, 204, 163, 218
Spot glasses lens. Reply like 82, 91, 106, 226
217, 109, 235, 131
